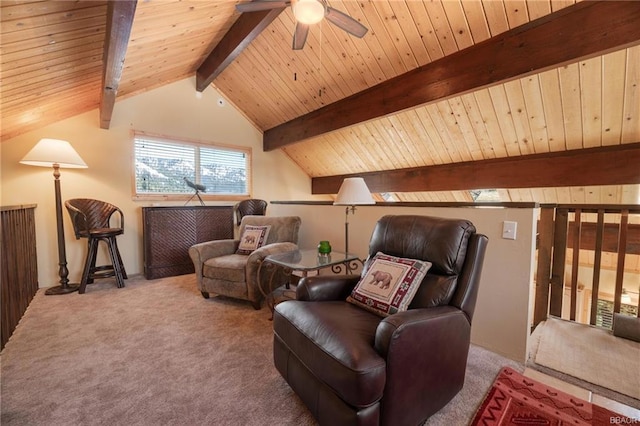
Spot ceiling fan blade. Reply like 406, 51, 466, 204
236, 1, 290, 13
325, 6, 368, 38
293, 22, 309, 50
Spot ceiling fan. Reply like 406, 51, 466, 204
236, 0, 368, 50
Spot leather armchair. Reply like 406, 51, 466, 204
189, 215, 301, 309
273, 215, 488, 425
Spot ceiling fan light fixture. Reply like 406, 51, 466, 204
292, 0, 325, 25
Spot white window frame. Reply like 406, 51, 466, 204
131, 131, 252, 202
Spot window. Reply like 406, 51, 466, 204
133, 133, 251, 200
470, 189, 501, 202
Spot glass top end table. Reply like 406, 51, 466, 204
258, 249, 363, 316
265, 249, 361, 274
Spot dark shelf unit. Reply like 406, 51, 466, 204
142, 206, 234, 279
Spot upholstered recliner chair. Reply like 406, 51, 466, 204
273, 215, 488, 426
189, 215, 301, 309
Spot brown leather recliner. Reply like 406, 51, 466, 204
273, 215, 488, 426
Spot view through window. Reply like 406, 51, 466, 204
133, 133, 250, 199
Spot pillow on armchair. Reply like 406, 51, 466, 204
347, 252, 431, 316
236, 225, 271, 254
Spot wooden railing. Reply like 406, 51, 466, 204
1, 204, 39, 350
533, 204, 640, 329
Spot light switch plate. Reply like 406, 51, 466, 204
502, 221, 517, 240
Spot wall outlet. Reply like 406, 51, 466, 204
502, 221, 517, 240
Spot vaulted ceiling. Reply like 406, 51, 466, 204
2, 0, 639, 204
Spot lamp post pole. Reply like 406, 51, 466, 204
45, 163, 79, 295
344, 205, 356, 255
19, 138, 87, 295
334, 177, 374, 257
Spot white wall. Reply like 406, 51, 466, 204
1, 77, 329, 288
270, 203, 537, 362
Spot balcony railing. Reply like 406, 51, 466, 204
533, 204, 640, 328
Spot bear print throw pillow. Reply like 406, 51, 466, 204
347, 252, 431, 317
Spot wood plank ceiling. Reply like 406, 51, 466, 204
1, 0, 639, 205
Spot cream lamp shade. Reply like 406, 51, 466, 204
20, 138, 87, 169
292, 0, 325, 25
334, 177, 375, 205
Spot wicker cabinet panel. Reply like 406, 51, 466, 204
142, 206, 233, 279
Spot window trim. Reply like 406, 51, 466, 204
131, 131, 252, 202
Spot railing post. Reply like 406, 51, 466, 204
550, 208, 569, 317
589, 209, 605, 325
533, 206, 555, 328
613, 210, 629, 314
569, 209, 582, 321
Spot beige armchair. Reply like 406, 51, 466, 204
189, 215, 301, 309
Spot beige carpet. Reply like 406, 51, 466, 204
1, 274, 520, 425
533, 317, 640, 401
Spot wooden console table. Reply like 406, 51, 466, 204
142, 206, 234, 279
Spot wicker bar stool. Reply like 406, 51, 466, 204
65, 198, 127, 293
233, 199, 267, 226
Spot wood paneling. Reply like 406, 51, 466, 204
1, 1, 107, 140
117, 1, 239, 99
196, 7, 286, 92
264, 1, 640, 150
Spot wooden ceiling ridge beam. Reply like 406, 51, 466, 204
196, 8, 286, 92
99, 0, 137, 129
311, 142, 640, 195
264, 0, 640, 151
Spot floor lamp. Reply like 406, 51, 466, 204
333, 177, 375, 255
20, 138, 88, 295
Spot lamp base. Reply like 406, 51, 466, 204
45, 284, 80, 295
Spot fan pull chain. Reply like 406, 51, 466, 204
318, 21, 323, 96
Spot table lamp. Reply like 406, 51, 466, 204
333, 177, 375, 255
20, 138, 88, 295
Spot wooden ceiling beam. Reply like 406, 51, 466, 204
196, 8, 286, 92
311, 143, 640, 195
99, 0, 136, 129
264, 1, 640, 151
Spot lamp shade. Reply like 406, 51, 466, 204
20, 138, 87, 169
334, 177, 375, 205
292, 0, 325, 25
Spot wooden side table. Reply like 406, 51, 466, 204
258, 249, 361, 316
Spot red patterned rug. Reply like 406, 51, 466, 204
471, 367, 633, 425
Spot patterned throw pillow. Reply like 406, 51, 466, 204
347, 252, 432, 317
236, 225, 271, 254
